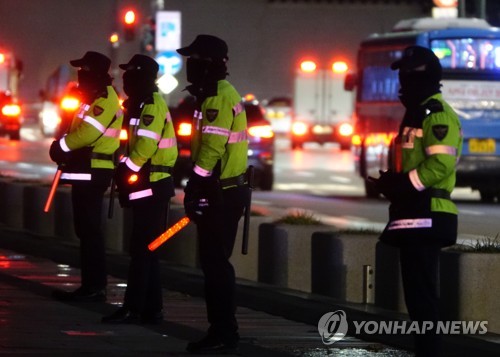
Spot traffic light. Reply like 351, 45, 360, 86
123, 9, 137, 42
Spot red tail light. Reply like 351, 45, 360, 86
248, 124, 274, 139
1, 104, 21, 116
177, 122, 192, 137
60, 96, 80, 111
291, 121, 308, 136
338, 122, 353, 137
119, 129, 128, 141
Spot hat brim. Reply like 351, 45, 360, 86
118, 63, 130, 70
70, 58, 85, 68
176, 46, 194, 56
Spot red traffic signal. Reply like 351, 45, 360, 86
123, 9, 137, 42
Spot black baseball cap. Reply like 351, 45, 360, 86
70, 51, 111, 73
119, 54, 159, 76
176, 34, 228, 60
391, 46, 442, 78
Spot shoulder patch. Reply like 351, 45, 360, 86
424, 99, 444, 116
93, 105, 104, 116
142, 114, 154, 126
432, 124, 449, 141
206, 109, 219, 122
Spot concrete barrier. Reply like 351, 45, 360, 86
311, 231, 379, 303
0, 179, 31, 229
441, 249, 500, 334
23, 184, 55, 237
258, 222, 333, 292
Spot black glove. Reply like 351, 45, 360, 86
49, 140, 70, 164
369, 170, 418, 202
183, 172, 220, 223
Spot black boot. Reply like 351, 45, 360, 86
52, 286, 106, 302
101, 307, 140, 324
186, 333, 239, 354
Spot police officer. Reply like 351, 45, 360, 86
50, 51, 123, 302
101, 54, 177, 324
176, 34, 248, 354
369, 46, 463, 357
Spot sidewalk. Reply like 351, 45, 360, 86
0, 225, 498, 356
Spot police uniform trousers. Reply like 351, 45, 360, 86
71, 181, 108, 291
196, 185, 247, 342
123, 196, 169, 314
400, 242, 442, 357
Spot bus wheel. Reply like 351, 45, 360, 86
479, 189, 495, 203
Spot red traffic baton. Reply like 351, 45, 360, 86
43, 169, 62, 213
148, 216, 191, 251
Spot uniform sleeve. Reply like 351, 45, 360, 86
413, 111, 461, 188
63, 96, 117, 150
194, 95, 233, 175
128, 102, 166, 169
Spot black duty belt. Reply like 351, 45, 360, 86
150, 165, 172, 174
219, 173, 247, 188
91, 152, 113, 161
430, 188, 451, 200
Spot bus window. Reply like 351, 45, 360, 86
431, 38, 500, 71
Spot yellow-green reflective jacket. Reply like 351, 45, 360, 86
61, 86, 122, 169
124, 92, 178, 182
400, 93, 463, 215
191, 80, 248, 181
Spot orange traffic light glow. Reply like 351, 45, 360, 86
124, 10, 136, 24
109, 32, 119, 44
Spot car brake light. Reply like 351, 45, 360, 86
60, 96, 79, 111
248, 124, 274, 139
177, 122, 192, 136
338, 122, 353, 137
291, 121, 308, 136
119, 128, 128, 141
1, 104, 21, 116
351, 134, 362, 146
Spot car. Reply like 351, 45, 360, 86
290, 120, 353, 151
0, 91, 21, 140
39, 81, 80, 139
170, 95, 275, 191
263, 96, 293, 135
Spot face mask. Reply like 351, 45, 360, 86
123, 70, 151, 98
186, 58, 210, 84
398, 71, 440, 108
77, 70, 98, 93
